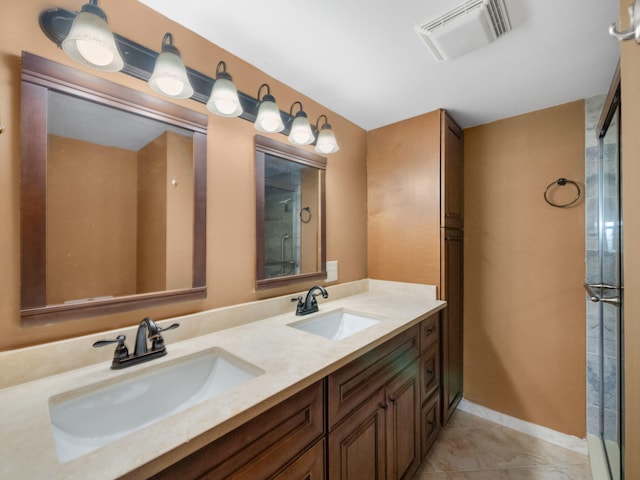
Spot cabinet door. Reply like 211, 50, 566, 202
386, 363, 421, 480
440, 111, 464, 229
328, 390, 387, 480
440, 228, 463, 424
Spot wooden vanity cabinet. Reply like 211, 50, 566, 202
137, 316, 443, 480
147, 380, 325, 480
419, 313, 441, 457
327, 325, 421, 480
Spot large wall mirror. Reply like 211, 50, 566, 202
255, 135, 326, 289
20, 52, 207, 325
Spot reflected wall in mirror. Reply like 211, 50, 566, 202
21, 52, 207, 324
255, 135, 326, 289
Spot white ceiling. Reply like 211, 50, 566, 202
49, 91, 191, 150
137, 0, 620, 130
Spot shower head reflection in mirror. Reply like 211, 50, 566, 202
255, 135, 327, 290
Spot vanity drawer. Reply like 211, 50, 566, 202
420, 392, 441, 459
272, 439, 325, 480
420, 344, 440, 402
420, 313, 440, 352
149, 380, 324, 480
420, 343, 440, 403
327, 325, 420, 430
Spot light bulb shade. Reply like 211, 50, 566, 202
61, 5, 124, 72
206, 74, 242, 117
148, 34, 194, 99
254, 94, 284, 133
288, 113, 315, 145
315, 125, 340, 154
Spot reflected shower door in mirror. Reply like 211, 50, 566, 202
255, 135, 326, 289
20, 52, 207, 324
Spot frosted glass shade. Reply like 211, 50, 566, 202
315, 126, 339, 154
254, 95, 284, 133
61, 10, 123, 72
288, 113, 315, 145
149, 50, 194, 99
206, 76, 242, 117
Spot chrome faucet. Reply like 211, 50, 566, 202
292, 285, 329, 316
93, 317, 180, 369
134, 317, 160, 356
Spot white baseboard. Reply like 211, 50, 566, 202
457, 398, 589, 456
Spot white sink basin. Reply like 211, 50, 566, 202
49, 348, 263, 463
288, 309, 382, 340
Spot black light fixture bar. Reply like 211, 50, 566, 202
39, 7, 308, 136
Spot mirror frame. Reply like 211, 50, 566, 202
20, 52, 207, 325
255, 135, 327, 290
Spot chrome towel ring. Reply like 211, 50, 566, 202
544, 178, 581, 208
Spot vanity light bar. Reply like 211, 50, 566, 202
39, 7, 339, 151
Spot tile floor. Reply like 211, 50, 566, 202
414, 410, 593, 480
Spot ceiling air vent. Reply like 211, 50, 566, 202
416, 0, 512, 62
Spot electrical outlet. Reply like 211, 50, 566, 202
326, 260, 338, 282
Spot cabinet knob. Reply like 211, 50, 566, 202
427, 418, 437, 432
379, 402, 388, 410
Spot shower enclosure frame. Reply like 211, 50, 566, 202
585, 62, 624, 480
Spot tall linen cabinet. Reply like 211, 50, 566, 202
367, 109, 464, 425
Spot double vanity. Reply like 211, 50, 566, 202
0, 279, 444, 479
4, 50, 451, 479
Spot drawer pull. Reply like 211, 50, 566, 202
425, 327, 435, 335
380, 402, 388, 410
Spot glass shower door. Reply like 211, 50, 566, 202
600, 101, 622, 480
586, 90, 623, 480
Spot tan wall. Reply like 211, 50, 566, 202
0, 0, 368, 350
463, 101, 586, 437
367, 110, 442, 289
47, 135, 138, 303
137, 133, 168, 293
300, 166, 319, 274
165, 132, 194, 291
620, 0, 640, 475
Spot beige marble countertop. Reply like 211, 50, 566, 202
0, 279, 445, 479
